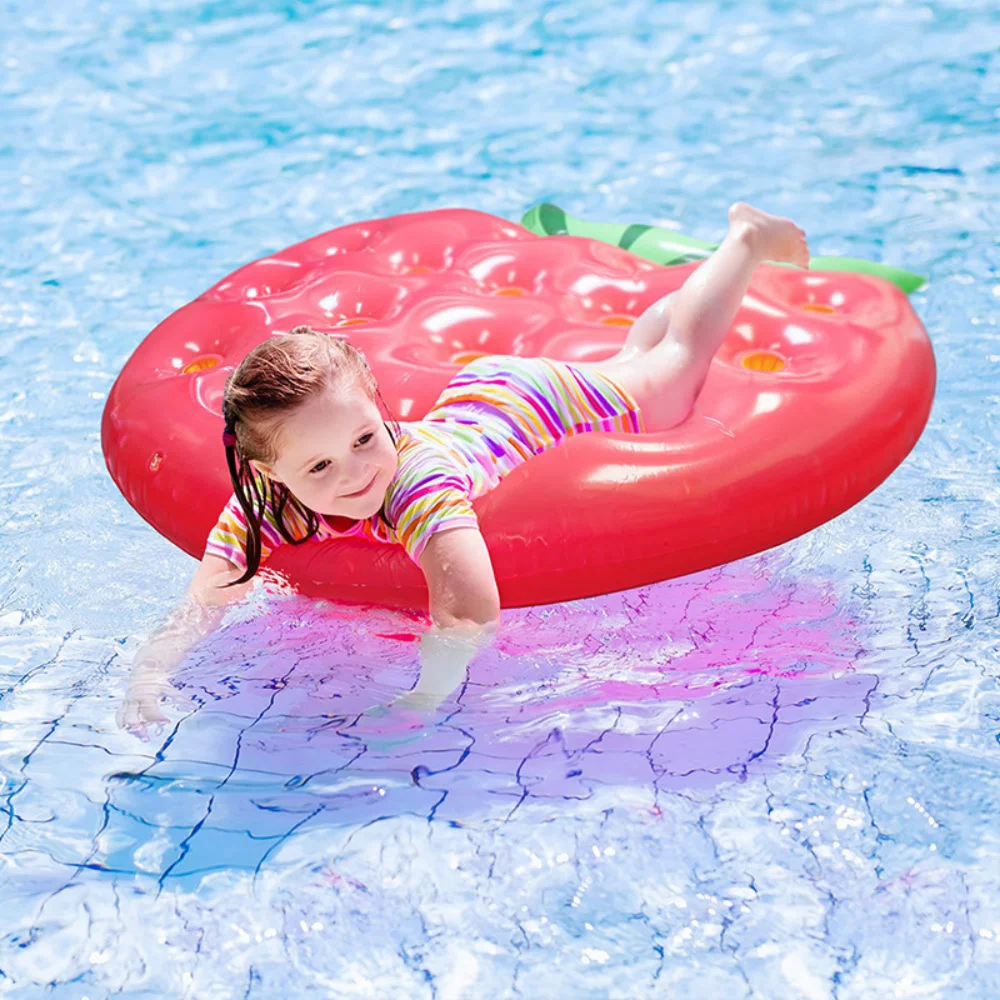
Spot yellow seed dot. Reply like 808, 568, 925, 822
741, 350, 786, 372
182, 356, 219, 374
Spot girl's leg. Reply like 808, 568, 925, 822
613, 291, 677, 360
597, 202, 809, 431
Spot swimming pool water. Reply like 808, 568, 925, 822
2, 0, 999, 996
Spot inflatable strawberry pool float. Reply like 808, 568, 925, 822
101, 207, 935, 611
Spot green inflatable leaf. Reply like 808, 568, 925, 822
520, 203, 927, 295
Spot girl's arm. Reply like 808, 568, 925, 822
393, 526, 500, 710
116, 554, 252, 738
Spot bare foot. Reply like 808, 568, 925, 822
727, 202, 810, 269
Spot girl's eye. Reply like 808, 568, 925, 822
309, 433, 374, 475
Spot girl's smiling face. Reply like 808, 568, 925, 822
250, 382, 399, 518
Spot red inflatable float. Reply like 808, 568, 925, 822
101, 207, 935, 611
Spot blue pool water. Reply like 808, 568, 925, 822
2, 0, 999, 995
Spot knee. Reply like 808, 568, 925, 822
624, 292, 676, 352
641, 343, 709, 430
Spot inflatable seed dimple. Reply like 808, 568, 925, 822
741, 351, 786, 373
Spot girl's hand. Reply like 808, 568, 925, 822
357, 698, 430, 752
361, 689, 442, 724
388, 690, 445, 713
116, 691, 171, 740
115, 664, 175, 740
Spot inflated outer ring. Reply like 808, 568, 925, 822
101, 208, 936, 611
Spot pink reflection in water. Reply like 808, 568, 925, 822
103, 558, 873, 878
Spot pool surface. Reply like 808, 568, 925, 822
2, 0, 999, 996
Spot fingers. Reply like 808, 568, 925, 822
116, 695, 171, 740
393, 691, 443, 712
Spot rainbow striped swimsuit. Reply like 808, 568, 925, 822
204, 354, 645, 570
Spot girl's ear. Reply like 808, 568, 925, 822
250, 459, 283, 485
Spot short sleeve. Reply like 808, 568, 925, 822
204, 492, 284, 571
386, 440, 480, 564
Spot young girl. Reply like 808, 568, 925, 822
117, 202, 809, 738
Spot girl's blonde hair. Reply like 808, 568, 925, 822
220, 325, 400, 586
